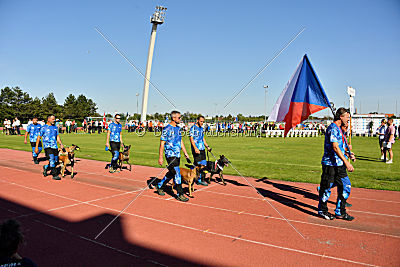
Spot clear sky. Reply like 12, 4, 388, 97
1, 0, 399, 117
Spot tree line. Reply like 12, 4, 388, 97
0, 86, 99, 122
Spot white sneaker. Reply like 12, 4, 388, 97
386, 160, 393, 164
381, 155, 385, 160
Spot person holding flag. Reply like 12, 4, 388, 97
24, 117, 42, 164
318, 108, 355, 221
155, 111, 191, 202
105, 114, 123, 173
189, 115, 212, 186
267, 55, 355, 220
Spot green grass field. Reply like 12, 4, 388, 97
1, 131, 399, 191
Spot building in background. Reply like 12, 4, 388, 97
352, 113, 399, 135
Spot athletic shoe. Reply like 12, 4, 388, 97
196, 180, 208, 186
109, 167, 115, 173
33, 157, 39, 164
345, 202, 352, 207
155, 185, 165, 196
42, 166, 48, 177
386, 160, 393, 164
176, 194, 189, 202
380, 155, 385, 160
335, 213, 354, 221
318, 211, 335, 220
52, 176, 61, 180
114, 169, 121, 173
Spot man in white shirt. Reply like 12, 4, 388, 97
376, 119, 387, 160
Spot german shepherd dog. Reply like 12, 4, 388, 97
117, 144, 132, 171
58, 144, 80, 178
204, 155, 230, 186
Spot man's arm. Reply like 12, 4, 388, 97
35, 136, 41, 154
332, 142, 354, 172
57, 135, 64, 150
203, 137, 211, 151
120, 131, 123, 146
189, 136, 199, 153
106, 130, 111, 147
24, 128, 29, 144
181, 140, 190, 159
158, 140, 165, 165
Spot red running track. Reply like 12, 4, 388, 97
0, 148, 399, 266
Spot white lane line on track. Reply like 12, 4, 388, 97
0, 178, 388, 265
2, 158, 400, 204
141, 195, 400, 239
2, 173, 398, 240
0, 206, 167, 267
165, 183, 220, 200
199, 189, 400, 218
1, 166, 400, 239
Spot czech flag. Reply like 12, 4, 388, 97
268, 54, 331, 137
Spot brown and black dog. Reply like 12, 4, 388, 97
171, 166, 202, 198
58, 144, 80, 178
117, 144, 132, 171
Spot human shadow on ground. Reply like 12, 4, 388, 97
354, 155, 383, 162
255, 187, 320, 217
0, 198, 208, 266
208, 177, 248, 187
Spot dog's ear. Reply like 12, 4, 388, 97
128, 145, 131, 149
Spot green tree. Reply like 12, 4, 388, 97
63, 94, 77, 119
42, 93, 62, 118
0, 86, 33, 121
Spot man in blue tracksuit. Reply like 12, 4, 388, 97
35, 115, 65, 180
156, 111, 191, 202
318, 108, 355, 221
106, 114, 123, 173
24, 117, 42, 164
189, 115, 212, 186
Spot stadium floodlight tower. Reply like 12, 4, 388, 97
140, 5, 167, 122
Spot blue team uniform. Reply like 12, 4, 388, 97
108, 122, 123, 168
27, 123, 42, 157
39, 124, 59, 172
109, 122, 122, 142
161, 124, 182, 158
318, 123, 351, 216
158, 124, 183, 190
321, 123, 346, 166
189, 124, 205, 151
40, 124, 59, 149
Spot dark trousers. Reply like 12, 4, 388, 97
110, 141, 121, 168
318, 165, 350, 216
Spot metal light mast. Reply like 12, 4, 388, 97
140, 6, 167, 122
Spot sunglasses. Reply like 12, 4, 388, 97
115, 117, 121, 119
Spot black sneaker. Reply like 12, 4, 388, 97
318, 211, 335, 220
42, 166, 48, 177
176, 194, 189, 202
52, 176, 61, 180
335, 213, 354, 221
345, 202, 352, 208
33, 157, 39, 164
155, 185, 165, 196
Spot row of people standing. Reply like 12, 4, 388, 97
376, 118, 396, 164
2, 117, 21, 135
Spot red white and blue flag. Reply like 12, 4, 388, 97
268, 54, 331, 136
